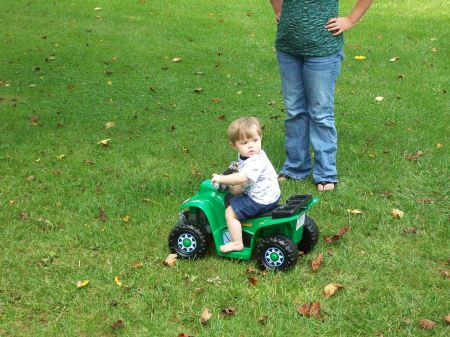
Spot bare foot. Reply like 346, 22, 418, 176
220, 241, 244, 253
317, 182, 336, 192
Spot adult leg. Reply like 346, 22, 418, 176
302, 50, 344, 186
276, 50, 312, 180
220, 206, 244, 253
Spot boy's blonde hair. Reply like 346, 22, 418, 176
227, 117, 262, 144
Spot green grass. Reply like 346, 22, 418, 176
0, 0, 449, 336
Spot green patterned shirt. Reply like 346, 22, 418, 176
275, 0, 344, 56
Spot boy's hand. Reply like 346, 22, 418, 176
211, 174, 221, 184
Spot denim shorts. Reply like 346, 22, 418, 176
230, 194, 279, 220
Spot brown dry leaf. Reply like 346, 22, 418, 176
324, 283, 344, 298
131, 262, 143, 269
249, 276, 257, 286
99, 208, 108, 221
444, 313, 450, 324
417, 198, 433, 204
258, 314, 268, 325
324, 225, 352, 243
19, 212, 29, 220
26, 175, 35, 182
218, 114, 225, 121
105, 121, 115, 129
83, 159, 94, 165
311, 253, 324, 272
30, 115, 39, 124
391, 208, 404, 219
406, 150, 424, 161
200, 307, 213, 324
440, 270, 450, 279
419, 319, 436, 330
309, 301, 324, 320
211, 97, 222, 103
178, 334, 193, 337
402, 227, 417, 235
297, 302, 323, 320
122, 215, 130, 223
111, 320, 124, 330
220, 307, 236, 317
164, 253, 177, 267
431, 47, 438, 53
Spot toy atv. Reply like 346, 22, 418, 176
168, 165, 319, 271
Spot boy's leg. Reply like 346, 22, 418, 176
220, 206, 244, 253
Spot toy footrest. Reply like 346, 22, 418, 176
272, 194, 312, 219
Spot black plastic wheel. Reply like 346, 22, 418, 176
255, 235, 299, 271
168, 222, 209, 259
297, 215, 319, 254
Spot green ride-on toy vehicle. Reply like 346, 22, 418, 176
168, 163, 320, 271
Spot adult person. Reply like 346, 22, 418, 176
270, 0, 373, 191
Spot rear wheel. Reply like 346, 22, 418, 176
255, 235, 298, 271
297, 216, 319, 253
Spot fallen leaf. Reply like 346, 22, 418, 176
390, 56, 399, 62
220, 307, 236, 317
324, 283, 344, 298
436, 143, 443, 148
297, 301, 323, 320
172, 57, 182, 62
249, 276, 257, 286
431, 47, 438, 53
402, 227, 417, 235
19, 212, 29, 220
178, 334, 193, 337
391, 208, 404, 219
200, 307, 213, 324
105, 121, 115, 129
354, 55, 366, 60
131, 262, 143, 269
164, 253, 177, 266
417, 198, 433, 204
94, 7, 102, 11
207, 276, 221, 284
324, 225, 352, 243
347, 209, 363, 215
76, 279, 90, 288
194, 87, 203, 93
444, 313, 450, 324
99, 208, 108, 221
211, 97, 222, 103
97, 139, 111, 146
122, 215, 130, 223
406, 150, 424, 161
311, 253, 324, 272
30, 115, 39, 124
258, 314, 268, 325
114, 276, 122, 287
419, 319, 436, 330
56, 154, 66, 160
84, 159, 94, 165
375, 96, 384, 102
111, 320, 124, 330
440, 270, 450, 279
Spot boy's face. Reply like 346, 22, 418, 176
233, 134, 261, 158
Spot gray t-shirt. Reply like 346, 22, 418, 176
238, 150, 281, 205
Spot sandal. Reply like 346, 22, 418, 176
277, 173, 292, 182
317, 182, 336, 191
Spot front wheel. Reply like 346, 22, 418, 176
255, 235, 298, 271
297, 215, 319, 253
168, 222, 209, 259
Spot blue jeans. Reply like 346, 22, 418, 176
277, 50, 344, 183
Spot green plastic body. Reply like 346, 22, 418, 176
179, 179, 318, 260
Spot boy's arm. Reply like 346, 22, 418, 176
212, 173, 248, 186
326, 0, 373, 36
270, 0, 283, 24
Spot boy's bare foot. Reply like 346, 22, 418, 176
220, 242, 244, 253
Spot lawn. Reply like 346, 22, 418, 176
0, 0, 449, 336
